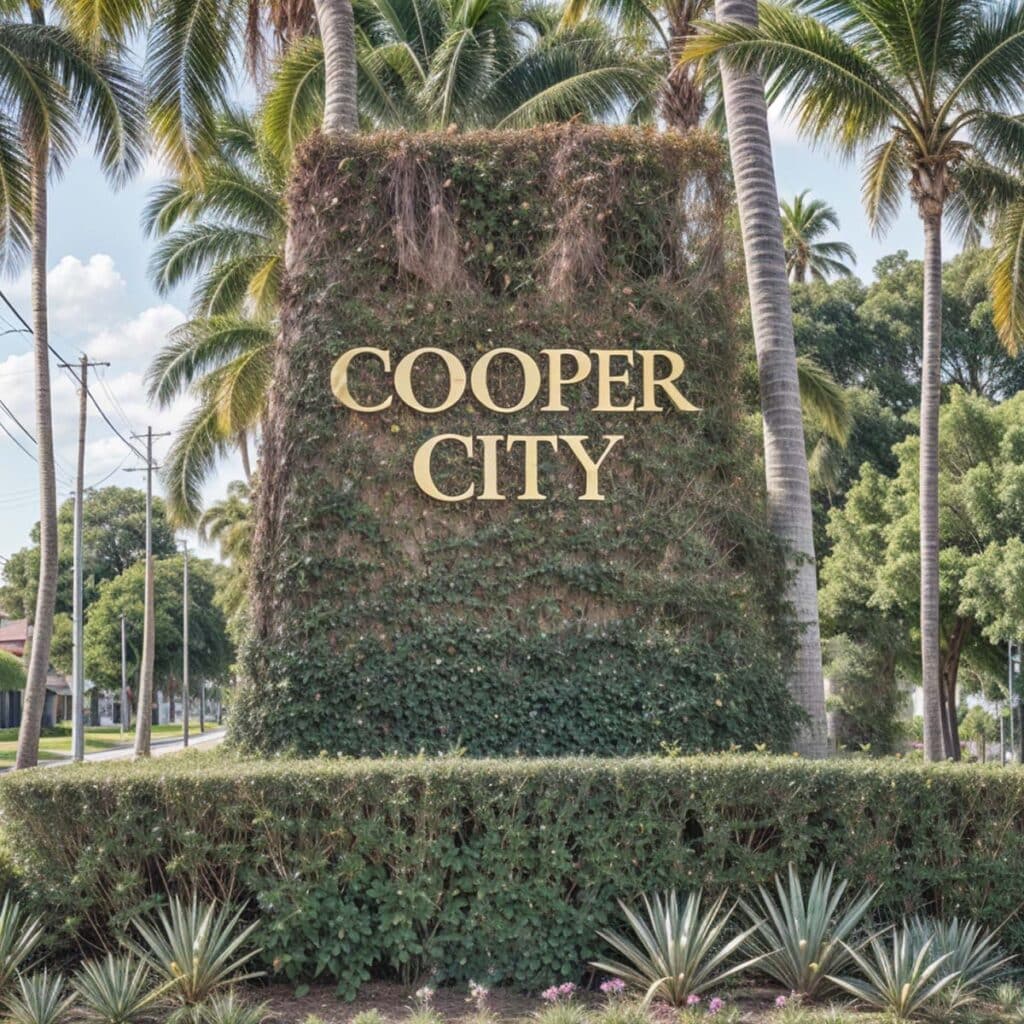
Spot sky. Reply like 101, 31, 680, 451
0, 109, 935, 569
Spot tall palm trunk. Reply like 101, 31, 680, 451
14, 144, 56, 771
662, 0, 707, 130
713, 0, 827, 756
314, 0, 358, 134
919, 207, 946, 761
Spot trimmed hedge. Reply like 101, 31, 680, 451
2, 755, 1023, 996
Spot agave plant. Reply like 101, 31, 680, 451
4, 971, 75, 1024
826, 927, 958, 1019
905, 915, 1012, 1009
73, 954, 167, 1024
201, 991, 269, 1024
130, 896, 262, 1018
591, 890, 763, 1006
741, 864, 878, 998
0, 894, 45, 993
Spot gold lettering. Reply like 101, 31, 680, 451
593, 350, 635, 412
638, 351, 700, 412
541, 349, 591, 411
562, 435, 623, 501
471, 348, 542, 413
413, 434, 474, 501
394, 347, 467, 413
506, 435, 558, 500
330, 347, 392, 412
477, 434, 505, 501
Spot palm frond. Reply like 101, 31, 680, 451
991, 197, 1024, 356
861, 135, 906, 236
262, 34, 326, 161
797, 354, 852, 445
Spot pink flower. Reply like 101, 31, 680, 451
686, 995, 701, 1007
558, 983, 577, 998
775, 995, 787, 1009
708, 997, 725, 1015
600, 979, 626, 996
541, 988, 560, 1003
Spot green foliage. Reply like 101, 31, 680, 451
592, 890, 761, 1005
238, 126, 800, 758
84, 556, 232, 695
780, 191, 856, 284
0, 488, 177, 621
72, 955, 163, 1024
200, 991, 269, 1024
129, 896, 261, 1016
904, 916, 1012, 1010
0, 893, 44, 994
741, 864, 877, 999
0, 652, 25, 694
3, 971, 74, 1024
821, 389, 1024, 753
960, 707, 999, 762
8, 757, 1024, 995
825, 927, 958, 1019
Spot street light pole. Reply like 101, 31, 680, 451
120, 614, 128, 734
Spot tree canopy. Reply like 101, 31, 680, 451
0, 487, 177, 622
84, 555, 232, 694
0, 651, 26, 693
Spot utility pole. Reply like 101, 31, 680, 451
120, 614, 128, 735
60, 354, 108, 762
128, 427, 169, 757
180, 538, 190, 748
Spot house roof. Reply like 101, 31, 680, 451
0, 618, 28, 646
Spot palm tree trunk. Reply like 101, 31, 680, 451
713, 0, 827, 757
314, 0, 358, 134
14, 144, 56, 771
920, 208, 945, 762
238, 432, 252, 481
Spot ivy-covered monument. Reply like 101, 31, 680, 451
235, 125, 800, 756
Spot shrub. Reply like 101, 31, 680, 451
741, 864, 877, 998
4, 971, 74, 1024
0, 894, 44, 993
4, 756, 1024, 996
592, 890, 761, 1005
72, 955, 162, 1024
825, 927, 957, 1019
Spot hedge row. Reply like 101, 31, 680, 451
2, 755, 1023, 996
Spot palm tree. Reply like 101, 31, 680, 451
263, 0, 658, 153
685, 0, 1024, 761
781, 191, 855, 284
559, 0, 710, 130
678, 0, 829, 757
0, 9, 143, 770
198, 480, 252, 638
145, 110, 281, 524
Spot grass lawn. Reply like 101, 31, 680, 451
247, 983, 1020, 1024
0, 723, 187, 768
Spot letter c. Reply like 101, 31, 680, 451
413, 434, 475, 502
330, 348, 392, 412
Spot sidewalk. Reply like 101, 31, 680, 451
39, 727, 227, 768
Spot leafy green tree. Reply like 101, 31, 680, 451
0, 488, 177, 621
780, 191, 855, 284
264, 0, 658, 157
84, 556, 232, 718
0, 651, 26, 693
686, 0, 1024, 763
821, 389, 1024, 759
960, 705, 998, 762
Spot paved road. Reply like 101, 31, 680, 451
42, 727, 227, 767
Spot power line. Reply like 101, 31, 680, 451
0, 286, 148, 463
0, 415, 37, 462
0, 397, 36, 444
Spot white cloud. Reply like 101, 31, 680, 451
7, 254, 131, 339
87, 303, 186, 365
